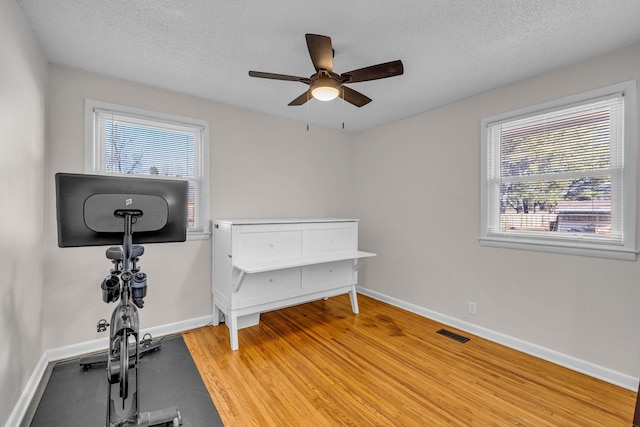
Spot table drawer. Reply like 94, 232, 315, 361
302, 260, 354, 288
238, 229, 302, 260
304, 223, 356, 253
238, 267, 301, 299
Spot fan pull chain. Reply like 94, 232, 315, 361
306, 90, 310, 132
341, 86, 345, 130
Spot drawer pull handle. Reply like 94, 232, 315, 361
269, 278, 275, 283
269, 243, 276, 250
329, 268, 333, 273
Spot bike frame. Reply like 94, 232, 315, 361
103, 211, 181, 427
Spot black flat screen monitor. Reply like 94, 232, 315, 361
55, 173, 188, 247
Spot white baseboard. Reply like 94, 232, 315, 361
357, 286, 639, 391
5, 315, 212, 427
4, 351, 49, 427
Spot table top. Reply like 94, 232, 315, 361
233, 250, 376, 273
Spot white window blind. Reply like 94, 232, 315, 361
87, 102, 208, 234
480, 81, 637, 260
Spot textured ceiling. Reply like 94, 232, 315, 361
16, 0, 640, 132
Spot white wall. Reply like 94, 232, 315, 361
43, 65, 355, 350
5, 4, 640, 420
354, 43, 640, 379
0, 0, 49, 422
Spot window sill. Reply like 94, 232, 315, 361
478, 236, 637, 261
187, 230, 211, 241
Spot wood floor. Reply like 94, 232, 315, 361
182, 294, 636, 426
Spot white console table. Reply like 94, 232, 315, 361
212, 218, 375, 350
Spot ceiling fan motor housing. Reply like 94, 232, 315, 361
310, 71, 341, 101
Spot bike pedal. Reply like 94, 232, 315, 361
140, 333, 153, 348
96, 319, 109, 332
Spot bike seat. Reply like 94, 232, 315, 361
106, 247, 122, 261
105, 245, 144, 261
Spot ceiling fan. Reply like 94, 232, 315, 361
249, 34, 404, 107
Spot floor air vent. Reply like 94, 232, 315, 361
436, 329, 470, 343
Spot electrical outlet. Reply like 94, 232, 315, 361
468, 302, 477, 315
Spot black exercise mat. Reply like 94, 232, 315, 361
30, 335, 223, 427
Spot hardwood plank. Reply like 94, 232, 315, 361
183, 295, 635, 426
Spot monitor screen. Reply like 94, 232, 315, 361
55, 173, 188, 247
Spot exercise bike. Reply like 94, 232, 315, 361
55, 173, 189, 427
95, 211, 182, 427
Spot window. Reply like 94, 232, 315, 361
85, 100, 209, 237
480, 81, 637, 260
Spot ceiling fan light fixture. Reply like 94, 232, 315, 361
310, 78, 340, 101
249, 34, 403, 107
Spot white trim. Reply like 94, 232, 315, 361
46, 314, 213, 362
5, 315, 212, 427
478, 235, 638, 260
479, 80, 638, 261
357, 286, 639, 391
4, 352, 49, 427
83, 99, 212, 237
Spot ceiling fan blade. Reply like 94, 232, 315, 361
288, 90, 312, 106
340, 86, 372, 107
249, 71, 310, 83
341, 60, 404, 83
305, 34, 333, 72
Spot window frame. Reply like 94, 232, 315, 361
479, 81, 637, 260
84, 99, 210, 240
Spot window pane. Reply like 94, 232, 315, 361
485, 92, 625, 240
499, 176, 611, 234
481, 82, 636, 259
90, 103, 207, 234
188, 180, 200, 230
500, 110, 611, 178
103, 121, 195, 178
